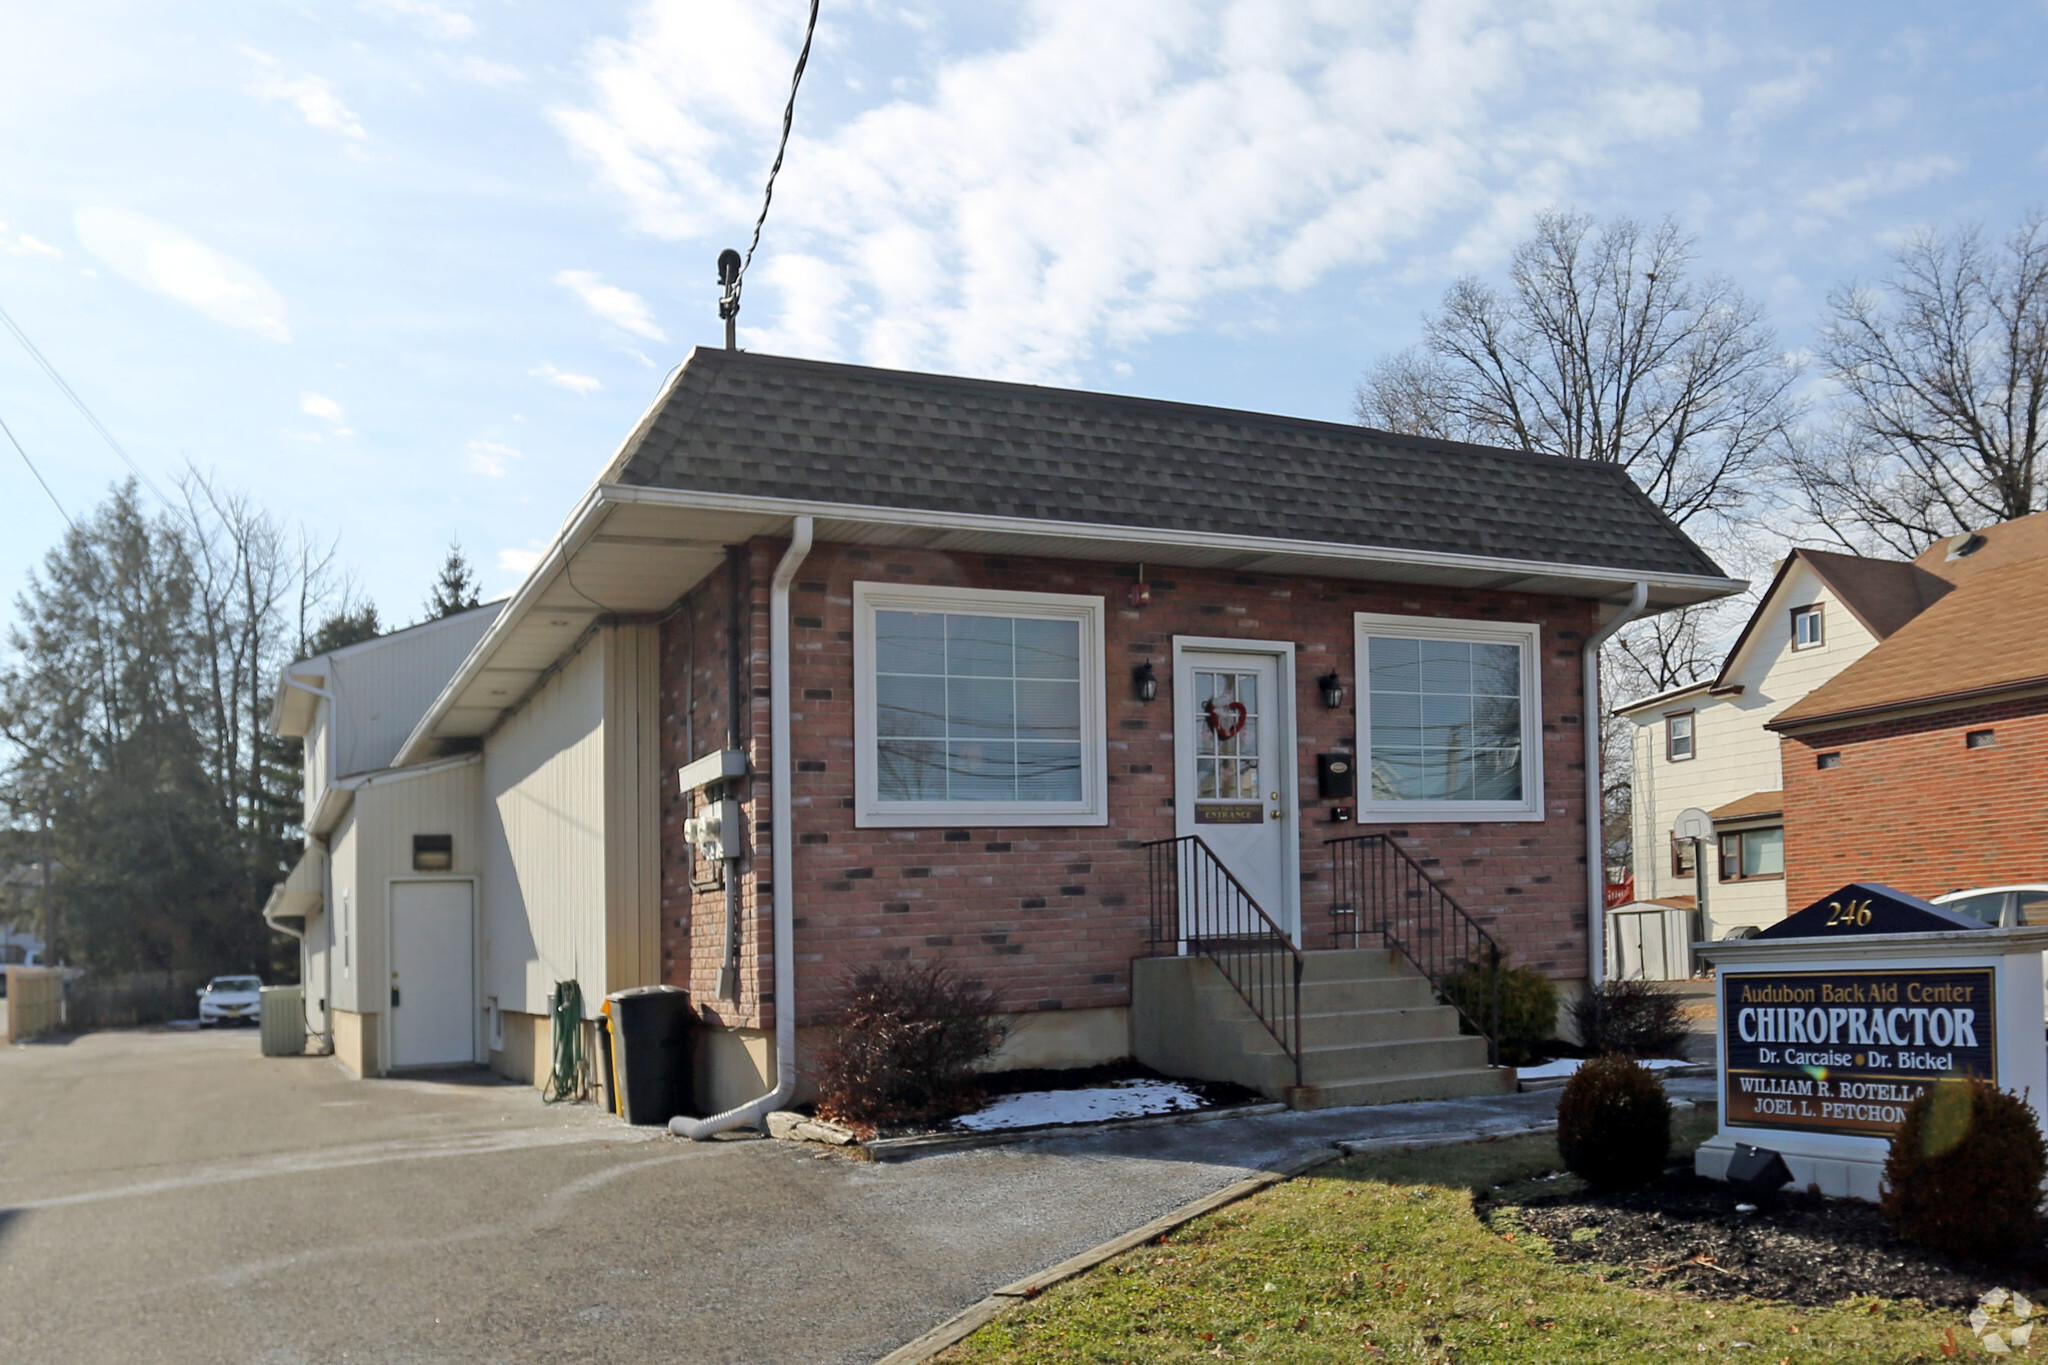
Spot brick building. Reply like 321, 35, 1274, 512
273, 349, 1737, 1119
1772, 512, 2048, 907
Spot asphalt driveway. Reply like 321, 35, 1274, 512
0, 1026, 1581, 1364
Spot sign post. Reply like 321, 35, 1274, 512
1674, 807, 1714, 967
1696, 882, 2048, 1201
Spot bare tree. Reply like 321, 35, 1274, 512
1789, 213, 2048, 555
1358, 211, 1798, 530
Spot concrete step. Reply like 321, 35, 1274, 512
1207, 947, 1412, 986
1238, 1031, 1492, 1082
1291, 1066, 1517, 1110
1190, 972, 1436, 1014
1295, 1004, 1459, 1048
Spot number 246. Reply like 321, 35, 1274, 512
1826, 899, 1874, 927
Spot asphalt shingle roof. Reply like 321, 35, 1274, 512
612, 349, 1728, 580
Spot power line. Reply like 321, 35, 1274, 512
0, 298, 174, 508
731, 0, 821, 309
0, 410, 73, 530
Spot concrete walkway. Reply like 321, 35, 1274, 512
0, 1028, 1691, 1365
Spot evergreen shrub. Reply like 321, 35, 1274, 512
1881, 1077, 2046, 1257
1557, 1054, 1672, 1189
1440, 956, 1558, 1066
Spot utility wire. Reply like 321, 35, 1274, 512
0, 298, 174, 508
0, 410, 73, 530
731, 0, 821, 308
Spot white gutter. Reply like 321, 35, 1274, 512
603, 484, 1747, 605
673, 515, 814, 1140
1583, 581, 1650, 988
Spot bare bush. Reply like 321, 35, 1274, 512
815, 960, 1006, 1131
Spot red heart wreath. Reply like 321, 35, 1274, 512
1205, 697, 1248, 740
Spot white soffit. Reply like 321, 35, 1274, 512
410, 486, 1744, 754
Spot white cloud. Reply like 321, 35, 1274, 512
368, 0, 476, 41
553, 268, 667, 340
1800, 154, 1962, 219
531, 362, 604, 394
551, 0, 1708, 380
242, 47, 367, 141
0, 222, 62, 259
300, 391, 353, 434
1729, 57, 1826, 138
465, 439, 520, 476
74, 207, 291, 341
496, 546, 543, 576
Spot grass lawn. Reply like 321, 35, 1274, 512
941, 1111, 1963, 1363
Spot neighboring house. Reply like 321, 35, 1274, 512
0, 863, 52, 965
1615, 547, 1949, 938
270, 349, 1739, 1113
1772, 512, 2048, 906
264, 603, 505, 1070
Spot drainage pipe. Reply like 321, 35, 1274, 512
1582, 580, 1649, 989
673, 516, 813, 1140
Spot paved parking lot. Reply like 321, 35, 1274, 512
0, 1025, 1588, 1364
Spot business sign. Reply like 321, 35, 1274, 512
1722, 967, 1997, 1137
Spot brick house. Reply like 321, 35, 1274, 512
1772, 512, 2048, 908
273, 349, 1737, 1120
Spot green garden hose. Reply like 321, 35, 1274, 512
543, 980, 587, 1103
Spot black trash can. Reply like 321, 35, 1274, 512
606, 985, 693, 1126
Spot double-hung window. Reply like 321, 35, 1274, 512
1355, 613, 1544, 822
1666, 710, 1695, 761
854, 583, 1106, 827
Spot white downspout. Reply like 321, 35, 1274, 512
673, 516, 814, 1140
1583, 581, 1650, 989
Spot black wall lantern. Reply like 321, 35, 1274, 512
1132, 660, 1158, 702
1318, 671, 1346, 710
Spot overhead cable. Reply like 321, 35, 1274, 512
0, 298, 173, 508
731, 0, 821, 309
0, 410, 73, 529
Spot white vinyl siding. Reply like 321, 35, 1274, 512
1354, 613, 1544, 822
854, 583, 1107, 827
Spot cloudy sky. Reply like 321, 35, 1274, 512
0, 0, 2042, 626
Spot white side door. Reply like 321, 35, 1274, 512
389, 880, 475, 1068
1174, 647, 1296, 940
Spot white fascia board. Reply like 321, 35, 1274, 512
1611, 679, 1715, 717
392, 484, 612, 766
334, 752, 483, 791
604, 484, 1748, 603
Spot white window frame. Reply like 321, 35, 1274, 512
853, 582, 1107, 828
1791, 603, 1825, 650
1354, 612, 1546, 823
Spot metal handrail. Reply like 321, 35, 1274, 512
1325, 832, 1504, 1064
1144, 835, 1304, 1089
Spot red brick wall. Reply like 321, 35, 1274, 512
662, 538, 1600, 1029
1781, 696, 2048, 907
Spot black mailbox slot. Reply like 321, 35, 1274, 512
1316, 753, 1355, 800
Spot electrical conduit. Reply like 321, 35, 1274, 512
673, 516, 814, 1140
1582, 581, 1649, 989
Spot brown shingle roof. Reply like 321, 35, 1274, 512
1709, 791, 1784, 821
1771, 510, 2048, 730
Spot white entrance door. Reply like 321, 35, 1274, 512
1175, 648, 1296, 940
389, 880, 474, 1068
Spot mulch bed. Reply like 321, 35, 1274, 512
1484, 1165, 2048, 1309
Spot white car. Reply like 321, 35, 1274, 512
1931, 885, 2048, 929
197, 975, 263, 1027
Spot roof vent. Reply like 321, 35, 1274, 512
1945, 531, 1985, 561
716, 249, 743, 351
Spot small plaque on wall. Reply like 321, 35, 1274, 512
1194, 803, 1263, 825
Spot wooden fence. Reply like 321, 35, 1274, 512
5, 966, 63, 1041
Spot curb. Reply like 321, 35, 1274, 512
856, 1101, 1289, 1162
871, 1145, 1345, 1365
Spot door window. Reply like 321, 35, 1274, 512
1194, 669, 1260, 808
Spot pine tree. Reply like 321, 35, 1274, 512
424, 542, 482, 620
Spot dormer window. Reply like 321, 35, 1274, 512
1790, 604, 1824, 650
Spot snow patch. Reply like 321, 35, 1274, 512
954, 1079, 1211, 1131
1514, 1057, 1694, 1081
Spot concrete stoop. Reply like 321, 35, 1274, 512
1132, 948, 1513, 1110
